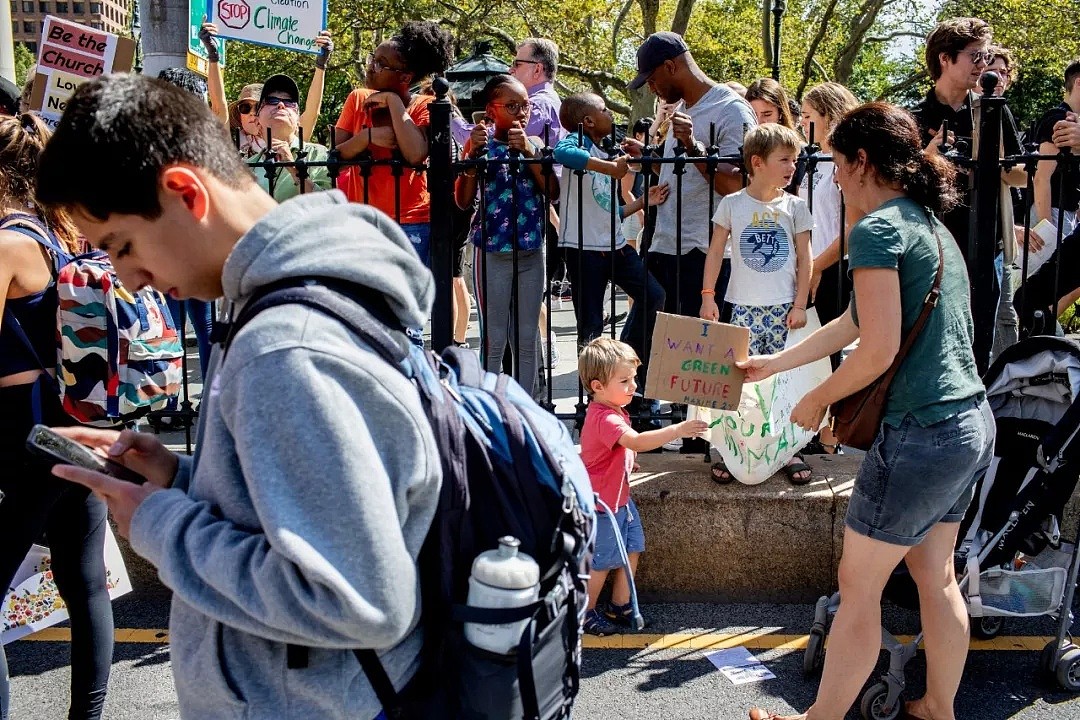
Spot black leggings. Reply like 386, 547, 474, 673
0, 383, 113, 720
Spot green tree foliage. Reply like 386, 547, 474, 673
14, 43, 36, 87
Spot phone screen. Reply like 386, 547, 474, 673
26, 425, 147, 484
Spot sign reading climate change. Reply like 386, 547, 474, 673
30, 16, 136, 128
210, 0, 326, 54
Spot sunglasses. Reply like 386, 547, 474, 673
965, 50, 995, 66
237, 101, 256, 115
262, 96, 299, 109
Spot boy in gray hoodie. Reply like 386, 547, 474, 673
36, 74, 441, 720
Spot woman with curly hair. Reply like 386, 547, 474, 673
334, 20, 455, 265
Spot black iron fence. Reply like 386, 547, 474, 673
241, 74, 1080, 430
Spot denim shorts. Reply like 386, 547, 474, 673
400, 221, 431, 267
846, 396, 995, 547
593, 498, 646, 571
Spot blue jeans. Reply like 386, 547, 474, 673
165, 298, 214, 380
563, 245, 665, 384
847, 397, 995, 546
401, 222, 431, 267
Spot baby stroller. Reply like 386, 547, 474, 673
802, 336, 1080, 720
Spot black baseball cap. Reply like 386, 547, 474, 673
259, 74, 300, 104
0, 76, 21, 116
628, 32, 689, 91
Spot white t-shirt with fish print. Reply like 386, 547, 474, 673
711, 188, 814, 306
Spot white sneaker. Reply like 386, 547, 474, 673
662, 437, 683, 451
544, 332, 560, 369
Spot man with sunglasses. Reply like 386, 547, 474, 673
913, 18, 1025, 365
247, 75, 332, 201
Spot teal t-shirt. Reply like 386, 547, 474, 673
249, 141, 333, 202
848, 197, 984, 427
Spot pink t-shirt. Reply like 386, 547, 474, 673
580, 402, 634, 513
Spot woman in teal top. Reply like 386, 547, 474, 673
743, 103, 994, 720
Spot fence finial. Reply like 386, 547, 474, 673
980, 71, 999, 98
431, 75, 450, 100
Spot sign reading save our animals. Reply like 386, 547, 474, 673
209, 0, 326, 54
644, 313, 749, 410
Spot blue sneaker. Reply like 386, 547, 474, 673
603, 601, 651, 630
583, 608, 621, 636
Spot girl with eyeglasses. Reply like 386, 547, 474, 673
333, 20, 454, 266
456, 75, 560, 399
199, 21, 333, 156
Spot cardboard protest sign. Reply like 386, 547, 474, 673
30, 16, 135, 128
209, 0, 326, 54
188, 0, 227, 76
644, 313, 749, 410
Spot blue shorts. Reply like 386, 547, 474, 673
846, 397, 995, 547
401, 222, 431, 267
593, 498, 645, 571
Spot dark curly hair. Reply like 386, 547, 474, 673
829, 102, 959, 214
393, 21, 455, 79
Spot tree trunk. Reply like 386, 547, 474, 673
139, 0, 188, 77
636, 0, 659, 36
670, 0, 697, 35
831, 0, 889, 84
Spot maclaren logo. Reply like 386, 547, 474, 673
217, 0, 251, 29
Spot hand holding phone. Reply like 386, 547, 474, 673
27, 425, 147, 485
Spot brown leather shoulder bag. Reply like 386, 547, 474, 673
829, 211, 945, 450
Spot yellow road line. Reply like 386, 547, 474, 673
23, 628, 170, 644
583, 632, 1053, 652
19, 629, 1053, 652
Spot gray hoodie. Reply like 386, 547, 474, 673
128, 191, 441, 719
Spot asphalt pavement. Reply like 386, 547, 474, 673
7, 289, 1080, 718
8, 594, 1080, 718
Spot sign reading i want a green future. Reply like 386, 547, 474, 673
188, 0, 226, 75
209, 0, 326, 54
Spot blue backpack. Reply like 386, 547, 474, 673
221, 277, 596, 720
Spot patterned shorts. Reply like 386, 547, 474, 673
729, 302, 792, 356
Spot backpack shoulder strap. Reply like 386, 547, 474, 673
220, 277, 408, 367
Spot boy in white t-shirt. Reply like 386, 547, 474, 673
700, 124, 814, 485
700, 124, 813, 355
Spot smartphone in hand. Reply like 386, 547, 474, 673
26, 425, 147, 485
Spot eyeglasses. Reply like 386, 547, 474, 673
490, 102, 531, 114
262, 96, 299, 109
237, 101, 256, 115
966, 50, 995, 66
367, 54, 407, 73
512, 59, 541, 68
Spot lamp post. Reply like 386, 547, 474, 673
771, 0, 786, 82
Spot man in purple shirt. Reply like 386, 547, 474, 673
510, 37, 565, 147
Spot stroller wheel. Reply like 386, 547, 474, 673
1054, 646, 1080, 691
802, 625, 826, 678
859, 682, 902, 720
970, 615, 1004, 640
1042, 640, 1069, 674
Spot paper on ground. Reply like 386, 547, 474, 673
704, 645, 776, 684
